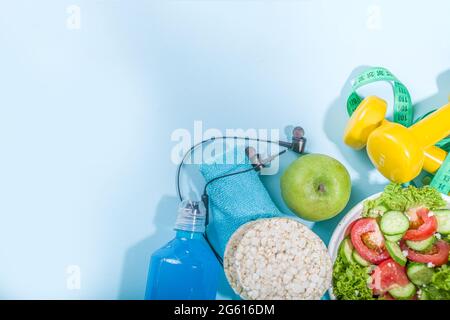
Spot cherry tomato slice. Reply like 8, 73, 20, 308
351, 218, 390, 264
404, 208, 437, 241
371, 258, 410, 293
402, 240, 450, 267
344, 219, 359, 237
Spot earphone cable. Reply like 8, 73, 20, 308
176, 136, 281, 202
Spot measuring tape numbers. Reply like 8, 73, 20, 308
346, 66, 413, 127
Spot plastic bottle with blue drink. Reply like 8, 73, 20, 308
144, 200, 220, 300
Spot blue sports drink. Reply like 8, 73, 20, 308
144, 200, 220, 300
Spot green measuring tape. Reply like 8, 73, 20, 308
347, 67, 413, 127
347, 66, 450, 194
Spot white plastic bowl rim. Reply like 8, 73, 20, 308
327, 192, 450, 300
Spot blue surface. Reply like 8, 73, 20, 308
0, 0, 449, 299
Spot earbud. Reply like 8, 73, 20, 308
245, 146, 288, 171
278, 126, 307, 154
245, 146, 264, 170
246, 127, 306, 167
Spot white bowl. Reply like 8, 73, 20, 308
327, 192, 450, 300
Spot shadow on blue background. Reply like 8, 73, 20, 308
414, 70, 450, 114
118, 195, 178, 299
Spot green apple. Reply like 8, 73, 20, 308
280, 154, 351, 221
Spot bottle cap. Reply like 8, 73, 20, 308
175, 200, 206, 233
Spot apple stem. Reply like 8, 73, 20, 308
318, 184, 326, 193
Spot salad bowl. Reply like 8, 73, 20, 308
328, 191, 450, 300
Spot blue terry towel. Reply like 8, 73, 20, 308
199, 147, 283, 258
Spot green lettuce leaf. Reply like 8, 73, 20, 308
422, 265, 450, 300
432, 265, 450, 291
421, 285, 450, 300
332, 255, 374, 300
362, 183, 446, 218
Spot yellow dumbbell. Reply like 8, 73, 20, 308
343, 96, 450, 183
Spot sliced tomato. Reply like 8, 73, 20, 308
344, 219, 359, 237
351, 218, 390, 264
407, 207, 424, 229
371, 258, 410, 294
361, 230, 385, 251
404, 207, 437, 241
402, 240, 450, 266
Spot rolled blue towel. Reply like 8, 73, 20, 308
199, 147, 283, 257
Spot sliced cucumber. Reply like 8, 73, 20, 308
380, 211, 410, 235
384, 233, 404, 242
339, 238, 354, 264
435, 210, 450, 235
406, 236, 436, 252
407, 262, 434, 286
385, 241, 407, 266
352, 250, 370, 267
388, 282, 416, 300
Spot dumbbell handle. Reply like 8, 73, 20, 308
424, 145, 448, 174
410, 102, 450, 150
411, 102, 450, 174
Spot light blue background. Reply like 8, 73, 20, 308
0, 0, 449, 299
